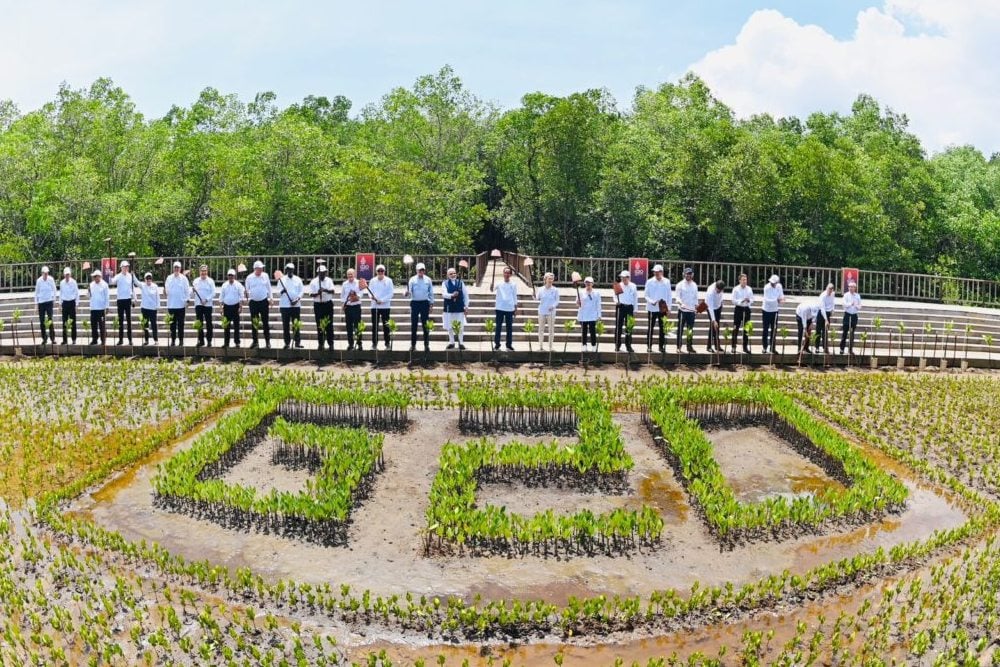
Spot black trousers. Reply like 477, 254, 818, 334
117, 298, 133, 341
168, 307, 185, 344
615, 304, 634, 348
840, 313, 859, 352
344, 305, 362, 348
732, 306, 751, 350
410, 301, 430, 348
90, 309, 106, 344
494, 310, 514, 349
141, 308, 158, 342
195, 305, 213, 344
707, 308, 723, 349
371, 308, 391, 347
580, 321, 597, 346
646, 312, 665, 350
797, 315, 813, 351
314, 301, 334, 348
222, 304, 241, 346
816, 310, 832, 349
762, 311, 778, 350
38, 302, 55, 343
61, 300, 77, 343
676, 311, 695, 348
248, 300, 270, 344
281, 306, 301, 345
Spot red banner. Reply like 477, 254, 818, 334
842, 267, 859, 293
101, 257, 117, 281
356, 253, 375, 281
629, 258, 648, 287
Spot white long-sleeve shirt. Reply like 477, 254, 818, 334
494, 281, 518, 312
139, 282, 161, 310
220, 280, 246, 306
842, 291, 862, 315
59, 278, 79, 303
369, 276, 394, 309
441, 279, 470, 309
191, 277, 216, 307
407, 275, 435, 303
796, 302, 820, 321
644, 277, 672, 314
676, 279, 699, 312
617, 282, 638, 307
35, 276, 57, 304
309, 276, 335, 303
164, 274, 190, 309
245, 272, 273, 302
341, 278, 364, 306
818, 290, 836, 314
762, 283, 784, 313
705, 284, 724, 321
537, 285, 560, 316
731, 285, 754, 308
577, 290, 602, 322
88, 280, 110, 311
112, 272, 141, 299
277, 275, 303, 308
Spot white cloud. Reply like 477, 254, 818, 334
689, 1, 1000, 154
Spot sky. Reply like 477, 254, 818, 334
0, 0, 997, 154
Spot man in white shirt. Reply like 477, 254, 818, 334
795, 301, 821, 354
614, 270, 638, 353
704, 280, 725, 353
341, 268, 364, 350
675, 267, 698, 353
191, 264, 216, 347
406, 263, 434, 352
730, 273, 754, 354
816, 283, 836, 354
220, 269, 246, 348
644, 264, 671, 353
576, 276, 602, 351
35, 266, 57, 345
278, 263, 304, 349
441, 267, 469, 350
139, 272, 161, 345
309, 264, 336, 350
368, 264, 394, 349
839, 281, 863, 355
761, 275, 785, 353
493, 267, 518, 351
536, 272, 560, 351
245, 260, 273, 349
111, 260, 141, 345
164, 261, 190, 346
59, 267, 79, 345
88, 270, 110, 345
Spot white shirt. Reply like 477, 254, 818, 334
577, 289, 602, 322
59, 278, 79, 303
762, 283, 784, 313
843, 291, 862, 315
818, 290, 836, 314
89, 280, 110, 311
341, 278, 364, 306
277, 275, 303, 308
796, 302, 820, 320
139, 282, 161, 310
245, 272, 273, 302
191, 276, 216, 306
731, 285, 754, 308
617, 282, 638, 307
537, 285, 560, 315
644, 277, 672, 314
407, 275, 435, 303
112, 272, 140, 299
35, 276, 57, 304
164, 273, 191, 309
220, 280, 246, 306
494, 280, 518, 312
369, 276, 394, 309
705, 284, 724, 321
309, 276, 335, 303
676, 279, 699, 312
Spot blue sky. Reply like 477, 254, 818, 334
1, 1, 997, 152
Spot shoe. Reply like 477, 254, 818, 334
250, 341, 258, 349
128, 339, 133, 345
235, 342, 240, 348
615, 345, 621, 352
223, 343, 230, 349
506, 345, 514, 351
90, 340, 98, 346
804, 348, 812, 354
687, 346, 696, 354
459, 344, 466, 351
116, 340, 123, 346
677, 347, 684, 353
283, 343, 290, 350
356, 343, 362, 350
626, 345, 634, 353
446, 343, 455, 350
410, 345, 417, 352
706, 347, 714, 353
761, 346, 769, 354
318, 343, 324, 350
658, 346, 665, 354
143, 341, 149, 347
265, 342, 271, 349
295, 342, 304, 349
61, 340, 67, 346
494, 345, 501, 351
839, 348, 845, 355
744, 347, 752, 354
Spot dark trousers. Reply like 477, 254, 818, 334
494, 309, 514, 349
646, 312, 665, 350
248, 300, 270, 345
344, 305, 362, 348
676, 311, 695, 348
816, 310, 832, 350
195, 305, 213, 344
581, 321, 597, 346
314, 301, 334, 348
38, 302, 55, 343
168, 307, 185, 344
840, 313, 859, 352
732, 306, 751, 350
762, 311, 778, 350
371, 308, 391, 347
222, 304, 240, 346
61, 301, 77, 343
615, 304, 634, 349
90, 309, 106, 344
797, 316, 813, 351
707, 308, 723, 349
410, 301, 430, 348
281, 306, 301, 345
141, 308, 158, 342
117, 298, 133, 342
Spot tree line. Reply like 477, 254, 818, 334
0, 66, 997, 280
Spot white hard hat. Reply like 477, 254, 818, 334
121, 260, 129, 268
619, 270, 630, 278
173, 261, 182, 268
41, 266, 49, 273
584, 276, 594, 284
416, 263, 426, 271
227, 268, 236, 276
92, 270, 102, 277
375, 264, 386, 272
253, 260, 264, 269
63, 267, 71, 275
652, 264, 664, 272
769, 275, 780, 284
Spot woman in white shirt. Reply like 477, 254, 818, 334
536, 272, 560, 351
576, 277, 601, 352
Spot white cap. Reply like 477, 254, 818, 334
317, 264, 328, 272
619, 270, 630, 278
63, 267, 71, 275
41, 266, 49, 273
92, 270, 102, 277
652, 264, 663, 272
769, 275, 780, 284
227, 268, 236, 276
121, 260, 129, 268
375, 264, 385, 272
584, 276, 594, 284
253, 260, 264, 269
416, 262, 426, 271
173, 261, 182, 268
144, 272, 152, 278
